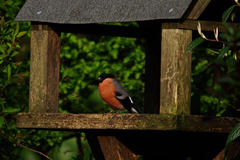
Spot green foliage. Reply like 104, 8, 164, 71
222, 5, 236, 22
0, 16, 32, 159
60, 33, 145, 113
0, 15, 28, 126
189, 3, 240, 117
1, 0, 145, 159
0, 0, 27, 21
225, 123, 240, 159
186, 37, 205, 53
189, 3, 240, 158
220, 3, 240, 159
1, 0, 239, 159
0, 1, 67, 159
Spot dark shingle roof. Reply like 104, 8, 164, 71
15, 0, 195, 24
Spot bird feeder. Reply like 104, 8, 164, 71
15, 0, 240, 159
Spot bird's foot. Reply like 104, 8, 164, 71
102, 110, 114, 117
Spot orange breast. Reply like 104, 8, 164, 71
98, 78, 123, 110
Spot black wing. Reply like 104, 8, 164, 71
113, 80, 142, 113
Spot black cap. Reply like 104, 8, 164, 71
97, 74, 115, 83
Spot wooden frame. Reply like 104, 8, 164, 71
16, 0, 240, 159
17, 113, 240, 133
29, 24, 60, 113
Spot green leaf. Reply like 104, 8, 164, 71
231, 13, 236, 22
222, 5, 235, 22
110, 50, 118, 59
0, 116, 4, 128
10, 51, 19, 57
17, 31, 27, 38
14, 22, 19, 36
0, 116, 4, 127
224, 23, 235, 36
0, 53, 8, 60
7, 64, 11, 80
0, 45, 6, 54
227, 56, 237, 72
3, 107, 21, 115
186, 37, 205, 53
7, 44, 14, 55
217, 46, 230, 59
220, 33, 232, 41
225, 123, 240, 158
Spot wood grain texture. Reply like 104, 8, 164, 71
187, 0, 211, 19
162, 20, 237, 32
29, 24, 60, 113
16, 113, 240, 133
86, 129, 138, 159
16, 113, 176, 130
97, 136, 137, 160
160, 28, 192, 114
86, 129, 227, 159
213, 142, 240, 160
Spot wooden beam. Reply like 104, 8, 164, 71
47, 23, 144, 38
86, 120, 138, 160
162, 20, 238, 32
160, 28, 192, 114
30, 20, 236, 41
29, 23, 60, 113
85, 132, 105, 160
86, 129, 226, 159
16, 113, 176, 130
187, 0, 211, 19
97, 136, 137, 160
213, 142, 240, 160
16, 113, 240, 133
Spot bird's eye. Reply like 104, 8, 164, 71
97, 77, 103, 82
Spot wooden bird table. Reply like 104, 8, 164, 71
15, 0, 240, 159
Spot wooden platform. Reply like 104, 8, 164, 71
17, 113, 239, 159
16, 113, 240, 133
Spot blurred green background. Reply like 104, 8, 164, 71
0, 0, 239, 159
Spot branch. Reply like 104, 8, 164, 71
197, 22, 221, 43
0, 132, 53, 160
17, 143, 53, 160
235, 0, 240, 6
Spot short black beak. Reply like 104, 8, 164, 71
97, 77, 102, 83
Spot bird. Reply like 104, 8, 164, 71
97, 74, 141, 113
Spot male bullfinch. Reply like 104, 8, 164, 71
97, 74, 141, 113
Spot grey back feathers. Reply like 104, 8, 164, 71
112, 79, 141, 113
112, 79, 129, 100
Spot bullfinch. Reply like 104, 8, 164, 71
97, 74, 141, 113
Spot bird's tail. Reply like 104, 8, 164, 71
130, 103, 142, 113
121, 97, 142, 113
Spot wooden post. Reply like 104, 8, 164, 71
86, 131, 138, 160
213, 142, 240, 160
98, 136, 138, 160
143, 22, 161, 114
160, 26, 192, 114
29, 23, 60, 113
143, 22, 192, 114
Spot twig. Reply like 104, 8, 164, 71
197, 22, 221, 43
235, 0, 240, 6
17, 143, 53, 160
0, 132, 53, 160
